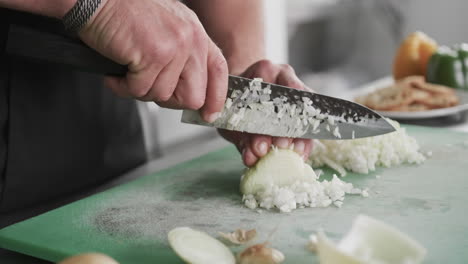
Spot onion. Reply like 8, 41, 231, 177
316, 215, 426, 264
240, 149, 365, 213
218, 229, 257, 245
58, 253, 119, 264
238, 243, 285, 264
168, 227, 235, 264
309, 119, 426, 176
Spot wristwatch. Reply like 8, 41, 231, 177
62, 0, 102, 34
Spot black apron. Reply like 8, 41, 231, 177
0, 10, 147, 212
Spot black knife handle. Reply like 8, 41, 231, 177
5, 24, 127, 77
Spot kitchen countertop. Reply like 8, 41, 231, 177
1, 121, 468, 263
0, 136, 230, 264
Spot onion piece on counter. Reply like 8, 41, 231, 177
238, 243, 285, 264
316, 215, 426, 264
219, 229, 257, 245
168, 227, 236, 264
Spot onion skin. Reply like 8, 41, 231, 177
238, 243, 285, 264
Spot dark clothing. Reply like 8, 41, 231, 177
0, 10, 147, 212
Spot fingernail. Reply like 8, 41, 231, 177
274, 138, 290, 149
257, 141, 268, 156
206, 112, 221, 123
294, 140, 305, 154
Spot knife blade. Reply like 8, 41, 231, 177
182, 76, 396, 140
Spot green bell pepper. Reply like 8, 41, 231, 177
426, 44, 468, 90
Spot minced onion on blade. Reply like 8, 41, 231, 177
315, 215, 426, 264
309, 119, 426, 176
168, 227, 236, 264
212, 78, 347, 139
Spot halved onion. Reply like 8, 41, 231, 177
240, 148, 316, 195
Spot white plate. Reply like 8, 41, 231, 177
343, 76, 468, 120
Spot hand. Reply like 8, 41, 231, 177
218, 60, 314, 167
78, 0, 228, 123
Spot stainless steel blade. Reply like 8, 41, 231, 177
181, 75, 396, 140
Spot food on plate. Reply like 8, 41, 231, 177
393, 31, 468, 91
426, 44, 468, 90
57, 253, 119, 264
219, 229, 257, 245
393, 31, 438, 80
238, 243, 285, 264
168, 227, 236, 264
309, 119, 426, 176
354, 76, 459, 112
314, 215, 426, 264
240, 147, 365, 213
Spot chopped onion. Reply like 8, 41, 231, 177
309, 120, 425, 176
240, 149, 365, 213
213, 77, 354, 138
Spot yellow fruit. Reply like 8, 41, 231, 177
393, 31, 438, 80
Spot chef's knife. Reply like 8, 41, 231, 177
5, 24, 395, 140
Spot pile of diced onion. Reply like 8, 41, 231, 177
308, 120, 426, 176
243, 174, 368, 213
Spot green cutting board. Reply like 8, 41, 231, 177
1, 126, 468, 264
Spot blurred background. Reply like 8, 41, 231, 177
141, 0, 468, 159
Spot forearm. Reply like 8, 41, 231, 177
0, 0, 77, 19
187, 0, 266, 74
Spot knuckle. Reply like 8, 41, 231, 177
280, 64, 295, 73
256, 59, 275, 70
129, 85, 150, 98
155, 90, 173, 102
176, 23, 196, 47
210, 54, 228, 74
186, 96, 205, 110
150, 43, 175, 63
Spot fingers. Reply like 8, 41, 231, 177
249, 135, 272, 158
218, 128, 312, 167
201, 42, 229, 123
140, 55, 187, 102
276, 64, 305, 90
241, 59, 281, 83
303, 139, 313, 159
242, 146, 258, 167
157, 56, 207, 110
292, 138, 313, 160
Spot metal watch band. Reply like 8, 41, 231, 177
62, 0, 102, 34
